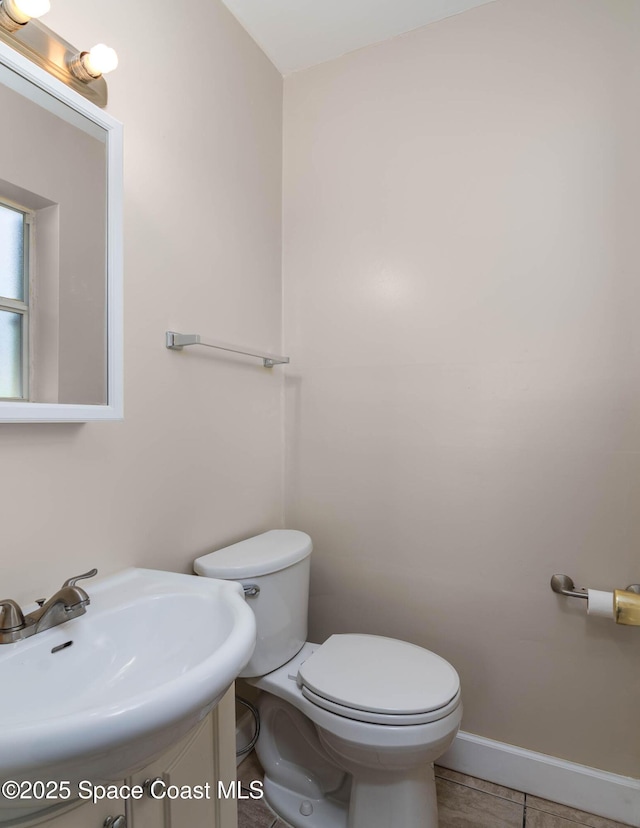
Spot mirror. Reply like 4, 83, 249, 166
0, 40, 122, 422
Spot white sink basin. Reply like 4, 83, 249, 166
0, 567, 255, 820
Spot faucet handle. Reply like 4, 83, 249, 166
63, 568, 98, 588
0, 599, 26, 631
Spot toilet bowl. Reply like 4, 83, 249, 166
194, 530, 462, 828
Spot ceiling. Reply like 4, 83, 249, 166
220, 0, 497, 75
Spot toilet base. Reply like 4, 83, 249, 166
263, 776, 348, 828
263, 763, 439, 828
345, 763, 438, 828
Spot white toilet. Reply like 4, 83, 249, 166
194, 530, 462, 828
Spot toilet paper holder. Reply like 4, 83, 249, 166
551, 575, 640, 625
550, 574, 640, 599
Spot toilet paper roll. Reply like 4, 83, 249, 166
587, 589, 614, 619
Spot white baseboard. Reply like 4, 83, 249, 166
439, 731, 640, 827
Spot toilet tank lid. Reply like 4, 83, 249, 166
194, 530, 312, 579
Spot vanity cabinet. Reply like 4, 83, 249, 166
16, 688, 238, 828
29, 796, 128, 828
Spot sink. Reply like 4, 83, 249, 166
0, 567, 256, 820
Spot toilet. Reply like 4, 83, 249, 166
194, 530, 462, 828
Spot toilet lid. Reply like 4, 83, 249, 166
297, 634, 460, 717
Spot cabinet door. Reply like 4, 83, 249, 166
127, 721, 208, 828
126, 763, 165, 828
129, 686, 237, 828
20, 797, 128, 828
162, 712, 218, 828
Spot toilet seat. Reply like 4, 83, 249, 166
300, 684, 461, 725
297, 634, 460, 725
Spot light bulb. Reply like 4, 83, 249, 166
83, 44, 118, 77
12, 0, 50, 18
0, 0, 49, 27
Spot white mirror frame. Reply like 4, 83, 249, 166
0, 39, 123, 423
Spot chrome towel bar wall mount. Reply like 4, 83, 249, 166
165, 331, 289, 368
550, 574, 640, 599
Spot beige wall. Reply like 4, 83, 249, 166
283, 0, 640, 776
0, 0, 283, 600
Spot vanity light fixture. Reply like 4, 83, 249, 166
68, 43, 118, 83
0, 8, 115, 106
0, 0, 50, 33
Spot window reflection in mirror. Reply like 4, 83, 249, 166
0, 200, 28, 399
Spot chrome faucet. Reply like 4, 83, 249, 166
0, 568, 97, 644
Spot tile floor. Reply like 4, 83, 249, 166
237, 752, 632, 828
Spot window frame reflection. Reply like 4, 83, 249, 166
0, 197, 31, 401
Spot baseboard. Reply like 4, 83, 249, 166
439, 731, 640, 827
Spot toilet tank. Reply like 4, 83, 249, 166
194, 530, 312, 677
